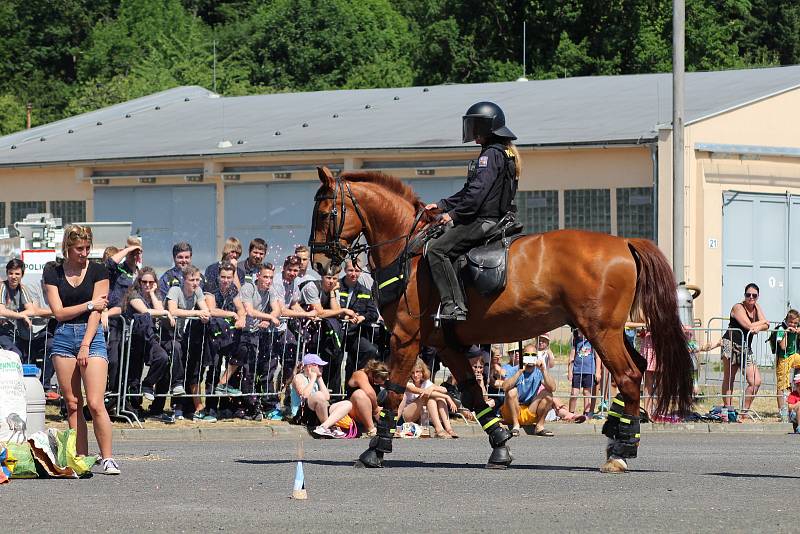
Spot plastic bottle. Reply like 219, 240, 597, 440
781, 392, 789, 422
420, 406, 430, 428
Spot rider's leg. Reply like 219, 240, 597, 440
425, 221, 487, 318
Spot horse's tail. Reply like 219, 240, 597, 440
627, 239, 694, 416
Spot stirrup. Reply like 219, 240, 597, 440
433, 303, 467, 322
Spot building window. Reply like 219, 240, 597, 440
0, 202, 5, 228
516, 190, 559, 234
10, 201, 46, 223
50, 200, 87, 225
617, 187, 654, 239
564, 189, 611, 233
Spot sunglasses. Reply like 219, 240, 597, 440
141, 280, 156, 285
523, 352, 536, 356
745, 292, 759, 299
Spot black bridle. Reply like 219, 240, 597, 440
309, 177, 368, 267
309, 176, 435, 271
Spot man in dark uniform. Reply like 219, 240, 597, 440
339, 260, 380, 383
424, 101, 518, 320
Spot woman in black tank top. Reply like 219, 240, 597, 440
721, 283, 770, 412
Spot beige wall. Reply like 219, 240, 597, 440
0, 167, 94, 225
681, 87, 800, 322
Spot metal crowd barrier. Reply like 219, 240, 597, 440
113, 315, 390, 424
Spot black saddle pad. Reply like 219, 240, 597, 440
459, 234, 525, 298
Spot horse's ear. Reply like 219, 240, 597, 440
317, 166, 334, 188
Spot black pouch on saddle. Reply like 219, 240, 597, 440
373, 258, 408, 307
461, 235, 523, 298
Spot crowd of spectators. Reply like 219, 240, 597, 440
3, 235, 797, 441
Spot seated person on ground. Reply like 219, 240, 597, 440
347, 359, 390, 437
532, 334, 585, 423
501, 343, 556, 436
290, 353, 353, 438
397, 358, 458, 438
299, 264, 359, 394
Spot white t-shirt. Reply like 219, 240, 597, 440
404, 379, 434, 405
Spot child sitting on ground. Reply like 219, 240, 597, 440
787, 373, 800, 434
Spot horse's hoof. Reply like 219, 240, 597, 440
487, 445, 513, 469
600, 458, 628, 473
485, 462, 509, 470
356, 449, 384, 468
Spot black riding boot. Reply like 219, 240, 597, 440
427, 256, 467, 321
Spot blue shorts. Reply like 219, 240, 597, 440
571, 372, 596, 390
51, 323, 108, 360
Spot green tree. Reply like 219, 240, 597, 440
245, 0, 414, 91
0, 95, 26, 135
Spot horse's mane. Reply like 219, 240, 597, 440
340, 171, 437, 223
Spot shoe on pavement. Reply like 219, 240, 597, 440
331, 427, 346, 438
313, 425, 335, 438
45, 390, 61, 401
174, 409, 184, 421
141, 386, 156, 402
147, 412, 176, 424
101, 457, 121, 475
193, 410, 217, 422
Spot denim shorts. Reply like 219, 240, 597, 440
51, 323, 108, 360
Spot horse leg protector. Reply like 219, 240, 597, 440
356, 409, 394, 468
475, 405, 513, 468
602, 396, 640, 459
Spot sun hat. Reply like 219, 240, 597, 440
302, 354, 327, 366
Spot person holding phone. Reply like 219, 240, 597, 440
43, 224, 119, 475
500, 342, 556, 437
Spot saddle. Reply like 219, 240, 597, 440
458, 213, 525, 298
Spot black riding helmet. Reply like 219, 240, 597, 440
462, 101, 517, 143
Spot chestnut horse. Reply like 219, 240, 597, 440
309, 167, 692, 472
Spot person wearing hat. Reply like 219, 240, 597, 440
290, 353, 353, 438
424, 101, 520, 321
788, 373, 800, 433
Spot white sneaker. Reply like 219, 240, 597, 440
171, 385, 186, 396
101, 457, 120, 475
313, 425, 335, 438
331, 426, 346, 438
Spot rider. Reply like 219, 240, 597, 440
424, 101, 520, 321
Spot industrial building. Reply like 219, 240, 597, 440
2, 65, 800, 324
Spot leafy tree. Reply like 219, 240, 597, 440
0, 95, 26, 135
245, 0, 414, 90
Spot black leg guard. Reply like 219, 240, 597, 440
356, 409, 394, 468
475, 405, 513, 468
602, 396, 640, 459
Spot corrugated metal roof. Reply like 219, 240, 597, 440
1, 65, 799, 167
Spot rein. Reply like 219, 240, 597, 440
309, 176, 442, 316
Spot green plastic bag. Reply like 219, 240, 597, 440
5, 442, 38, 479
55, 429, 97, 476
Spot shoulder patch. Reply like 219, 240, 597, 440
478, 155, 489, 167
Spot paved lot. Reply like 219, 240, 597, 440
6, 432, 800, 533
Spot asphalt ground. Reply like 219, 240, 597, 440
5, 431, 800, 533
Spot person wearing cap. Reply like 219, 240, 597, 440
423, 101, 520, 321
788, 373, 800, 433
290, 353, 353, 438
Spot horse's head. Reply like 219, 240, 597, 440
308, 166, 366, 275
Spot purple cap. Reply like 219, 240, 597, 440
302, 353, 327, 366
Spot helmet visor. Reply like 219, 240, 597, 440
462, 116, 492, 143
